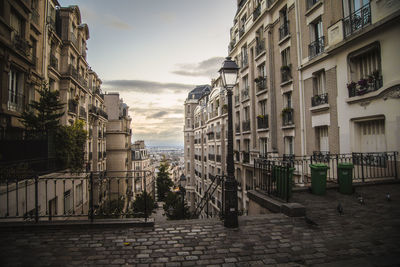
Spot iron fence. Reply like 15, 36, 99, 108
0, 170, 154, 223
344, 3, 371, 37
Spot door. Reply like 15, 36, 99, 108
359, 119, 386, 152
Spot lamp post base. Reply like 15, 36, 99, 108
224, 177, 238, 228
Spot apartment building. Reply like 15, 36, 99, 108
183, 85, 211, 211
131, 140, 155, 198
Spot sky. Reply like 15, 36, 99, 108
59, 0, 237, 147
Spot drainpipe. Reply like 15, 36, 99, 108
268, 29, 277, 153
42, 0, 49, 81
294, 0, 306, 181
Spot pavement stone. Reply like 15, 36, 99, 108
0, 184, 399, 266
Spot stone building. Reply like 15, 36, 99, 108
131, 140, 155, 198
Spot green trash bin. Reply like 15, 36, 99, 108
338, 162, 354, 194
276, 166, 295, 200
309, 164, 329, 195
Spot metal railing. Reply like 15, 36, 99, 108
242, 121, 250, 132
344, 3, 371, 37
69, 32, 79, 48
216, 155, 221, 163
192, 175, 224, 219
0, 170, 154, 222
239, 26, 245, 38
13, 33, 30, 57
348, 76, 383, 97
208, 154, 215, 161
235, 123, 240, 133
281, 65, 292, 83
243, 152, 250, 163
7, 90, 25, 113
257, 115, 269, 129
309, 36, 325, 59
311, 93, 328, 106
255, 39, 265, 56
241, 88, 249, 101
253, 5, 261, 21
256, 77, 267, 91
279, 21, 290, 40
282, 108, 294, 126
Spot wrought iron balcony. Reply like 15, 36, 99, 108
279, 21, 290, 40
311, 93, 328, 107
50, 54, 58, 70
207, 132, 214, 140
208, 154, 215, 161
347, 75, 383, 97
234, 151, 240, 162
79, 106, 87, 119
309, 36, 325, 59
257, 115, 269, 129
216, 132, 221, 140
68, 99, 77, 114
243, 152, 250, 163
256, 77, 267, 92
307, 0, 320, 10
282, 108, 294, 126
13, 34, 30, 57
235, 123, 240, 133
255, 39, 265, 56
241, 88, 249, 101
344, 3, 371, 37
253, 5, 261, 21
242, 120, 250, 132
7, 90, 25, 113
283, 154, 295, 162
98, 108, 108, 119
239, 26, 245, 38
281, 65, 292, 83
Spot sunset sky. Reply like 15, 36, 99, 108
59, 0, 237, 146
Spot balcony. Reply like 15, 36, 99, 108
283, 154, 295, 162
255, 77, 267, 92
311, 93, 328, 107
234, 151, 240, 162
208, 154, 215, 161
253, 5, 261, 21
7, 90, 25, 113
309, 36, 325, 59
49, 54, 58, 70
98, 108, 108, 119
234, 95, 240, 105
241, 56, 248, 69
241, 88, 249, 101
242, 121, 250, 132
229, 38, 236, 52
79, 106, 87, 119
257, 115, 269, 129
239, 26, 245, 38
207, 132, 215, 140
13, 34, 30, 57
243, 152, 250, 163
282, 108, 294, 126
31, 9, 40, 25
68, 99, 77, 114
89, 104, 98, 114
255, 39, 265, 57
343, 3, 371, 38
307, 0, 320, 10
279, 21, 290, 40
347, 75, 383, 97
235, 123, 240, 133
281, 65, 292, 83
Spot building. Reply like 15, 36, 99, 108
131, 140, 155, 198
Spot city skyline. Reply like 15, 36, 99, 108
59, 0, 237, 146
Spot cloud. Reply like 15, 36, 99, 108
103, 80, 194, 94
106, 15, 132, 30
146, 111, 168, 119
80, 6, 132, 30
171, 57, 225, 77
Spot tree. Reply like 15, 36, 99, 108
55, 120, 87, 173
156, 159, 173, 201
19, 83, 64, 135
132, 191, 157, 217
163, 191, 191, 220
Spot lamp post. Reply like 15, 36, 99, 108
219, 57, 239, 228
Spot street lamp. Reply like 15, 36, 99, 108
219, 57, 239, 228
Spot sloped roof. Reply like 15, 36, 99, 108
187, 85, 211, 100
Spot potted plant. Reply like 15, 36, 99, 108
357, 78, 368, 95
257, 114, 264, 119
281, 107, 293, 117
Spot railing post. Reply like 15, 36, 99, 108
89, 171, 94, 222
360, 153, 365, 182
394, 152, 398, 179
35, 175, 39, 223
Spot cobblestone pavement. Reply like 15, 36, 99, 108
1, 184, 399, 266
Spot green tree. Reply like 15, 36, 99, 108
163, 191, 191, 220
19, 83, 64, 135
132, 191, 157, 217
55, 120, 87, 173
156, 159, 173, 201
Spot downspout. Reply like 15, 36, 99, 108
294, 0, 307, 181
42, 0, 49, 81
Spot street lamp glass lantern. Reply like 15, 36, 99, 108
219, 57, 239, 89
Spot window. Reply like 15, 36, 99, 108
281, 48, 291, 82
279, 7, 289, 40
244, 106, 250, 122
10, 11, 23, 36
241, 45, 248, 68
355, 119, 386, 153
284, 92, 292, 108
284, 136, 294, 155
255, 27, 265, 55
259, 100, 266, 115
281, 48, 290, 67
8, 69, 24, 112
309, 18, 324, 58
70, 55, 76, 66
260, 138, 268, 157
316, 126, 329, 152
343, 0, 371, 36
312, 71, 327, 106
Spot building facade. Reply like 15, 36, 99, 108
131, 140, 155, 198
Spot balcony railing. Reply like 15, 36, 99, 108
311, 93, 328, 107
347, 75, 383, 97
68, 99, 77, 114
253, 5, 261, 21
243, 152, 250, 163
7, 90, 25, 113
239, 26, 245, 38
307, 0, 320, 10
344, 3, 371, 37
67, 65, 87, 88
282, 108, 294, 126
255, 39, 265, 56
79, 106, 87, 119
235, 123, 240, 133
242, 121, 250, 132
13, 34, 30, 57
279, 21, 290, 40
31, 9, 40, 25
208, 154, 215, 161
309, 36, 325, 59
281, 65, 292, 83
98, 108, 108, 119
241, 88, 249, 101
257, 115, 269, 129
208, 132, 214, 140
50, 54, 58, 70
256, 77, 267, 92
234, 151, 240, 162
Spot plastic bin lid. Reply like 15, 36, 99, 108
309, 163, 329, 169
338, 162, 354, 168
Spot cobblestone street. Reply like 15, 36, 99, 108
1, 183, 399, 266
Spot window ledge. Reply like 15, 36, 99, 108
278, 34, 291, 46
256, 89, 268, 96
310, 103, 329, 112
305, 1, 323, 17
255, 50, 266, 61
280, 79, 293, 87
240, 65, 249, 73
281, 124, 295, 130
257, 128, 269, 132
241, 98, 250, 103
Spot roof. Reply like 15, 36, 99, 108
187, 85, 211, 100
